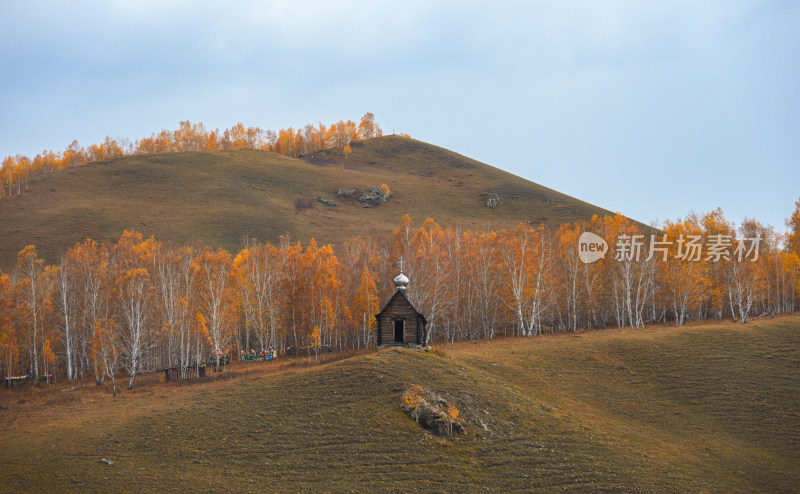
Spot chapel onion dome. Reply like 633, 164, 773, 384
394, 272, 409, 291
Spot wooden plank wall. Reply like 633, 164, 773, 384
378, 294, 421, 344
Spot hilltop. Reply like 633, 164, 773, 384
0, 135, 616, 268
0, 316, 797, 491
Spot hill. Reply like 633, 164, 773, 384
0, 135, 618, 268
1, 316, 797, 492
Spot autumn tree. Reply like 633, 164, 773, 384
446, 402, 460, 435
403, 218, 449, 343
301, 240, 340, 356
701, 209, 738, 321
174, 246, 199, 375
54, 254, 78, 379
113, 231, 156, 389
193, 312, 210, 375
42, 338, 56, 383
153, 244, 189, 370
338, 237, 383, 350
194, 247, 236, 371
358, 112, 379, 139
787, 197, 800, 257
68, 239, 111, 383
471, 230, 503, 339
353, 266, 379, 348
16, 245, 48, 377
657, 216, 707, 326
233, 240, 282, 354
92, 319, 121, 396
0, 271, 18, 378
500, 224, 555, 336
280, 240, 305, 352
555, 222, 583, 332
63, 140, 85, 168
310, 326, 321, 363
724, 218, 771, 323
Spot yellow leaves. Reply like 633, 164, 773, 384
310, 326, 321, 349
194, 312, 210, 342
354, 266, 378, 329
2, 115, 382, 201
556, 222, 581, 255
17, 245, 43, 272
0, 272, 10, 294
786, 197, 800, 256
118, 229, 143, 247
17, 244, 38, 261
123, 268, 148, 280
420, 217, 438, 233
402, 385, 425, 409
232, 248, 249, 271
0, 271, 17, 360
193, 247, 233, 275
4, 202, 799, 373
42, 338, 56, 367
133, 237, 159, 259
446, 402, 460, 421
91, 319, 118, 365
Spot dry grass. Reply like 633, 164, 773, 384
1, 315, 798, 492
0, 136, 620, 269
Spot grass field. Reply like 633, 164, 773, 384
0, 136, 619, 269
1, 315, 798, 492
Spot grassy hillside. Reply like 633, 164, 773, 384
0, 136, 617, 269
1, 316, 798, 492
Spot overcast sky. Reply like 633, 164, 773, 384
1, 1, 798, 232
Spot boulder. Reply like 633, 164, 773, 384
486, 193, 503, 209
336, 188, 358, 198
359, 186, 389, 203
312, 196, 337, 207
401, 385, 464, 437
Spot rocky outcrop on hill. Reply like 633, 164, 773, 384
401, 384, 464, 437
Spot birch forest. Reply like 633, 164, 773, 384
2, 204, 800, 390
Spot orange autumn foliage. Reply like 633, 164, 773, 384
1, 201, 799, 383
0, 113, 383, 201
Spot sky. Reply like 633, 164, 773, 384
1, 0, 798, 232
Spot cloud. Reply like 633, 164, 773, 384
0, 0, 797, 229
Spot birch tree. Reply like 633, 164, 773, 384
54, 256, 78, 379
114, 231, 155, 389
194, 247, 235, 371
17, 245, 46, 376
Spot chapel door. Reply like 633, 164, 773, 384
394, 320, 404, 343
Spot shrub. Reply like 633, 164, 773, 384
294, 197, 315, 211
402, 384, 425, 413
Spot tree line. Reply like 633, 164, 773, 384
0, 113, 383, 201
1, 203, 799, 391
